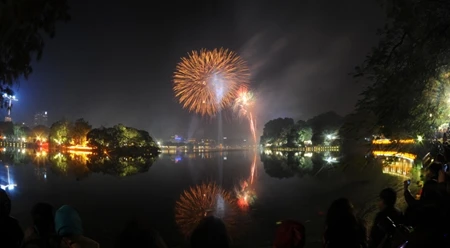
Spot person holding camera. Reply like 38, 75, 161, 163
369, 188, 403, 248
404, 163, 441, 208
403, 163, 447, 247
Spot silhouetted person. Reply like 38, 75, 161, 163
369, 188, 403, 248
0, 188, 23, 248
404, 163, 442, 208
54, 205, 99, 248
115, 219, 167, 248
273, 220, 305, 248
190, 216, 229, 248
23, 202, 56, 248
324, 198, 367, 248
404, 164, 448, 247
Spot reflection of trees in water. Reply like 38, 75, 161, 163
87, 154, 156, 177
2, 150, 158, 179
175, 182, 239, 237
48, 153, 90, 180
261, 151, 339, 179
0, 149, 32, 165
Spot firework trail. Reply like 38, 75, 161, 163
173, 48, 250, 117
233, 88, 257, 143
175, 182, 238, 237
236, 153, 258, 210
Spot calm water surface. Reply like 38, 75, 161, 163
0, 149, 412, 247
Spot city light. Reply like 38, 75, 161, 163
417, 135, 423, 143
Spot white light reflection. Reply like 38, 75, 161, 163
0, 165, 17, 191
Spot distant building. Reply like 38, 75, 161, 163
170, 135, 184, 143
34, 111, 48, 127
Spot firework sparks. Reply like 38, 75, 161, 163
175, 182, 238, 237
236, 154, 258, 210
173, 48, 250, 117
233, 88, 257, 143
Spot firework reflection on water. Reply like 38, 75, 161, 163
175, 182, 239, 237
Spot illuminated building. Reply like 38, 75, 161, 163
34, 111, 48, 126
195, 139, 216, 150
170, 135, 184, 143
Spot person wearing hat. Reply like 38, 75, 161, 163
55, 205, 99, 248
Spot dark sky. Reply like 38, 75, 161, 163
11, 0, 384, 140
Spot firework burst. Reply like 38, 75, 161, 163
233, 88, 257, 143
173, 48, 250, 117
175, 182, 239, 237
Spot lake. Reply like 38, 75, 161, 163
0, 148, 413, 247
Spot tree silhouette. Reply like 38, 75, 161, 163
355, 0, 450, 136
0, 0, 70, 102
71, 118, 92, 145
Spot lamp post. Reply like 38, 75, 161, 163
3, 94, 18, 122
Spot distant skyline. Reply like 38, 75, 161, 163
10, 0, 385, 139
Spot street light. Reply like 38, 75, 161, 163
2, 93, 18, 122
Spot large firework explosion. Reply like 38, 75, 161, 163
175, 182, 239, 237
173, 48, 250, 117
233, 87, 257, 143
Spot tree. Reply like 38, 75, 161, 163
13, 124, 28, 140
0, 121, 13, 137
71, 118, 91, 145
284, 121, 313, 147
49, 119, 72, 145
355, 0, 450, 137
0, 0, 70, 100
32, 125, 50, 141
307, 111, 343, 144
260, 118, 294, 146
87, 124, 159, 155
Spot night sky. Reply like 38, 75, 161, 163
11, 0, 384, 140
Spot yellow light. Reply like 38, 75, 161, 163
399, 139, 415, 144
66, 145, 92, 150
372, 150, 417, 161
372, 139, 391, 144
372, 139, 415, 144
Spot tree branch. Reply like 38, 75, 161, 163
385, 31, 407, 67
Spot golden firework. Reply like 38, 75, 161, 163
175, 182, 238, 237
173, 48, 250, 117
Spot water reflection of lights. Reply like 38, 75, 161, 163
324, 156, 338, 164
381, 158, 413, 177
175, 182, 238, 237
174, 156, 182, 163
236, 153, 258, 210
0, 165, 17, 191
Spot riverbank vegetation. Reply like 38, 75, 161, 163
260, 111, 343, 148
